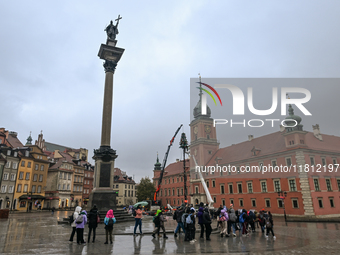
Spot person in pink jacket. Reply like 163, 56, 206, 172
133, 205, 143, 236
219, 208, 229, 237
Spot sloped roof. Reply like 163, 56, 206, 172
7, 134, 24, 148
153, 159, 190, 179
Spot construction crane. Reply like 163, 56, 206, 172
153, 124, 183, 205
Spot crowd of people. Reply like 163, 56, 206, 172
67, 202, 276, 245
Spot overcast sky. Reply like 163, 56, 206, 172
1, 1, 340, 182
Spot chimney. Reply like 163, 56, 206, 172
280, 125, 285, 132
248, 135, 254, 141
313, 124, 323, 141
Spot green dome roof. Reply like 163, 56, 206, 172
285, 105, 302, 126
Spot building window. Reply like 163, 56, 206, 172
220, 185, 225, 194
63, 184, 65, 190
326, 179, 332, 191
33, 174, 38, 181
292, 199, 299, 208
39, 175, 43, 182
195, 186, 199, 194
322, 158, 326, 166
265, 199, 271, 208
67, 184, 70, 190
25, 173, 30, 180
274, 180, 281, 192
12, 162, 17, 169
35, 164, 39, 170
277, 199, 283, 208
333, 158, 337, 165
229, 184, 233, 194
58, 184, 61, 190
27, 162, 31, 168
237, 183, 242, 194
64, 173, 67, 180
17, 184, 22, 192
213, 196, 216, 203
32, 185, 36, 193
68, 173, 71, 180
3, 173, 8, 180
286, 158, 292, 166
181, 189, 183, 195
40, 165, 44, 171
314, 179, 320, 191
10, 174, 16, 181
247, 182, 253, 193
289, 179, 297, 191
222, 199, 225, 206
239, 199, 243, 207
251, 199, 256, 207
212, 180, 215, 187
310, 157, 315, 166
206, 181, 209, 188
21, 161, 25, 167
318, 198, 323, 208
261, 181, 267, 192
230, 199, 234, 206
19, 172, 24, 180
337, 179, 340, 191
172, 189, 175, 196
1, 185, 7, 193
329, 197, 335, 208
164, 189, 167, 196
8, 186, 14, 193
23, 184, 28, 192
37, 186, 41, 193
5, 161, 11, 168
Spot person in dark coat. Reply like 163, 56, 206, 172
174, 206, 185, 237
203, 207, 212, 240
87, 204, 100, 243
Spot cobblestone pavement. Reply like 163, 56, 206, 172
0, 211, 340, 254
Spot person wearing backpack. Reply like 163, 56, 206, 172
69, 206, 82, 242
104, 209, 115, 244
184, 208, 196, 242
265, 211, 276, 240
239, 209, 248, 236
258, 209, 265, 233
133, 205, 143, 236
152, 209, 168, 239
75, 210, 87, 244
88, 204, 100, 243
248, 210, 256, 233
174, 206, 185, 237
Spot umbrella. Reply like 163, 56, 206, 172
133, 201, 148, 208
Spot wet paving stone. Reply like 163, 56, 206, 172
0, 211, 340, 254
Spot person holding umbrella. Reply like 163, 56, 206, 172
134, 205, 143, 236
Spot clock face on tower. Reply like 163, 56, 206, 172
205, 125, 211, 133
194, 126, 198, 134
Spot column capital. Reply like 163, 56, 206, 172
103, 60, 117, 73
93, 146, 118, 162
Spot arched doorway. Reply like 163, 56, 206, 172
195, 199, 199, 205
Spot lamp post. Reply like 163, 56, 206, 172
277, 190, 287, 221
179, 133, 188, 204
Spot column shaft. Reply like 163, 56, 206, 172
100, 71, 114, 147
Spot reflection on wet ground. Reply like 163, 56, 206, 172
0, 211, 339, 254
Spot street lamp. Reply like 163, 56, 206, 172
277, 190, 287, 221
179, 133, 188, 204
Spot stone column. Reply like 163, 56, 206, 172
88, 34, 124, 211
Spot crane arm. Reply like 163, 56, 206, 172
153, 124, 183, 202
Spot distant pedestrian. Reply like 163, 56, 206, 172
104, 209, 115, 244
229, 207, 237, 237
51, 207, 55, 215
219, 208, 228, 237
174, 206, 185, 237
88, 204, 100, 243
249, 210, 256, 232
265, 211, 276, 240
197, 206, 204, 238
239, 209, 248, 236
203, 207, 212, 241
75, 210, 87, 244
133, 205, 143, 236
69, 206, 82, 242
258, 209, 265, 233
184, 208, 196, 242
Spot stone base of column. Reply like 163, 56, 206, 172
87, 189, 117, 211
